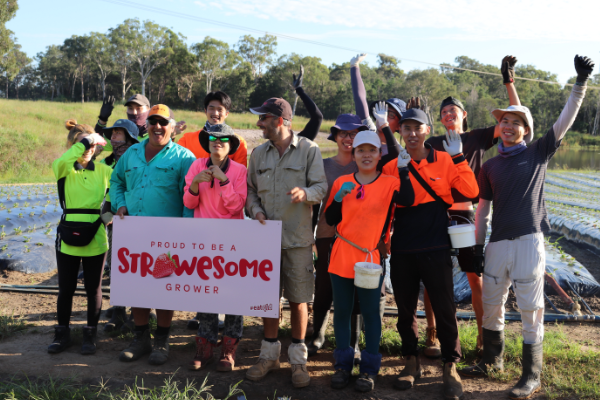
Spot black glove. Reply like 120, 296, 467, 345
99, 96, 115, 122
501, 55, 517, 84
292, 65, 304, 89
472, 244, 485, 277
574, 55, 595, 86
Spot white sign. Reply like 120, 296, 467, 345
110, 217, 282, 318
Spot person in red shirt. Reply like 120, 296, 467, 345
324, 129, 413, 393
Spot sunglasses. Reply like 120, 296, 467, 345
208, 135, 230, 143
356, 184, 365, 200
147, 118, 170, 126
258, 114, 278, 122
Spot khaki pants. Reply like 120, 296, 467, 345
482, 233, 545, 344
280, 246, 314, 304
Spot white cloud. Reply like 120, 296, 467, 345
193, 0, 600, 41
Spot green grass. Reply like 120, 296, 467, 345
0, 310, 29, 340
0, 99, 335, 184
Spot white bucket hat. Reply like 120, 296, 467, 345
491, 105, 534, 144
352, 130, 381, 149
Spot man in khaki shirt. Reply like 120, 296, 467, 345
245, 97, 327, 388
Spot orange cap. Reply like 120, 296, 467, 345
148, 104, 172, 120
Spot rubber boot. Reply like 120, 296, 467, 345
508, 342, 543, 400
187, 312, 201, 330
119, 329, 152, 362
355, 350, 382, 393
148, 333, 170, 365
351, 314, 362, 365
394, 355, 423, 390
47, 326, 72, 354
289, 343, 310, 388
423, 327, 442, 358
104, 306, 126, 333
307, 310, 329, 357
460, 328, 504, 377
105, 306, 114, 319
189, 336, 215, 370
120, 310, 135, 334
331, 347, 354, 389
217, 336, 239, 372
246, 340, 281, 381
81, 326, 97, 355
443, 362, 464, 399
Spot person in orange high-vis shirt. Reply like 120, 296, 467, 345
383, 109, 478, 399
178, 91, 248, 166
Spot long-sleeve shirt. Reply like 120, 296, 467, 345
293, 86, 323, 141
183, 158, 247, 220
383, 145, 479, 253
177, 131, 249, 167
477, 84, 587, 243
52, 139, 113, 257
246, 134, 327, 249
110, 139, 196, 218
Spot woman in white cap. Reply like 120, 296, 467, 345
323, 129, 413, 392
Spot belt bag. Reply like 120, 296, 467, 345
57, 177, 104, 247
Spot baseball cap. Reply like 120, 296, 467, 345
491, 105, 534, 143
148, 104, 173, 121
369, 98, 407, 117
102, 119, 139, 142
199, 124, 240, 155
125, 94, 150, 108
249, 98, 293, 120
328, 114, 368, 142
400, 109, 429, 125
440, 96, 468, 131
352, 130, 381, 149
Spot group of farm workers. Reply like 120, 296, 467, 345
48, 52, 595, 399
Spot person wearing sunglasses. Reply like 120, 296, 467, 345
181, 123, 247, 373
323, 130, 413, 392
110, 104, 196, 366
245, 96, 327, 388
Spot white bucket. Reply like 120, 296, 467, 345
354, 253, 382, 289
448, 223, 476, 248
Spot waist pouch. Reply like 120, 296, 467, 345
58, 217, 103, 246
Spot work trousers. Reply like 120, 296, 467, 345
197, 313, 244, 344
483, 233, 545, 344
330, 273, 383, 355
390, 249, 461, 363
56, 250, 105, 327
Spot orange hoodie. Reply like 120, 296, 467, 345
177, 130, 248, 167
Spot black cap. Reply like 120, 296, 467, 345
440, 96, 468, 131
199, 124, 240, 155
249, 98, 293, 120
400, 109, 429, 125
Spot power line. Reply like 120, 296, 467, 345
98, 0, 599, 90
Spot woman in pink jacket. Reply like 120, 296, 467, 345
183, 124, 247, 372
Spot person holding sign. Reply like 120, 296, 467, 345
48, 122, 111, 356
110, 104, 196, 366
246, 96, 327, 388
183, 123, 248, 372
324, 128, 413, 392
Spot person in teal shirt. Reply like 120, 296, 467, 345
110, 104, 195, 366
48, 121, 112, 356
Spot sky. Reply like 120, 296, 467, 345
8, 0, 600, 84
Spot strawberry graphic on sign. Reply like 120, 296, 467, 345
152, 252, 177, 278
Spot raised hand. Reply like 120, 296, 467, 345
372, 101, 388, 128
501, 56, 517, 84
334, 182, 356, 202
87, 133, 107, 147
406, 97, 421, 110
574, 55, 595, 85
396, 144, 411, 168
350, 53, 367, 68
292, 65, 304, 89
99, 96, 115, 123
442, 130, 463, 156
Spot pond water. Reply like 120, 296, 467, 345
320, 147, 600, 171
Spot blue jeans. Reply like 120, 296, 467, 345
330, 273, 383, 354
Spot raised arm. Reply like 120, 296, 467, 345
392, 148, 415, 207
292, 65, 323, 141
501, 56, 521, 107
372, 101, 400, 168
350, 54, 377, 131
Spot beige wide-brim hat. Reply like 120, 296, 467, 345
491, 105, 534, 144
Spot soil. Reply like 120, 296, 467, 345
1, 267, 598, 399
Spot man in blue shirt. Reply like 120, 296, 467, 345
110, 104, 195, 365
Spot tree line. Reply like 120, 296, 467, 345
1, 14, 599, 137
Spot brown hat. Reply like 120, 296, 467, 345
125, 94, 150, 108
250, 98, 292, 120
